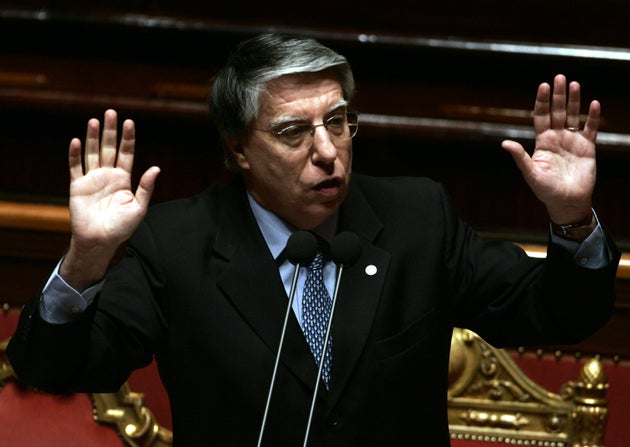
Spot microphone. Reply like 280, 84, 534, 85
303, 231, 362, 447
331, 231, 362, 267
257, 230, 317, 447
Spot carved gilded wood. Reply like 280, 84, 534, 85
448, 328, 608, 446
1, 330, 608, 447
91, 385, 173, 447
0, 337, 172, 447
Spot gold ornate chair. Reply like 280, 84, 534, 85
0, 327, 608, 447
448, 327, 608, 447
91, 382, 172, 447
0, 335, 172, 447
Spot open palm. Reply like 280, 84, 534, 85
62, 110, 160, 289
501, 74, 599, 224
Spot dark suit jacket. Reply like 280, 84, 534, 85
8, 173, 620, 446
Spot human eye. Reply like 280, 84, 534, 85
276, 124, 310, 147
325, 114, 347, 135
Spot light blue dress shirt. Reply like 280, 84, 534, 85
247, 193, 338, 331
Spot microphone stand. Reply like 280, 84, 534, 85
302, 264, 345, 447
257, 230, 316, 447
302, 231, 361, 447
256, 263, 301, 447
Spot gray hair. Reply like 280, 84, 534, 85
208, 32, 355, 170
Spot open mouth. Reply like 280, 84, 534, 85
314, 178, 342, 190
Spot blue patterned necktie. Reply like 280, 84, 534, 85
302, 235, 333, 388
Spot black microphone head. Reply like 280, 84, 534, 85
286, 230, 317, 265
331, 231, 362, 266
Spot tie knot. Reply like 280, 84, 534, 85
308, 233, 330, 271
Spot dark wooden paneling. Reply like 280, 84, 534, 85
1, 5, 628, 242
1, 3, 629, 359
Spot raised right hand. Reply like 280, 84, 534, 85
61, 109, 160, 290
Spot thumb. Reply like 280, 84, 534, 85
501, 140, 531, 175
135, 166, 161, 209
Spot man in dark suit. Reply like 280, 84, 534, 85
8, 33, 620, 446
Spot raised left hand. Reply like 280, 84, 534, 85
501, 74, 600, 224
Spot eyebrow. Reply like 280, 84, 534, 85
268, 100, 350, 128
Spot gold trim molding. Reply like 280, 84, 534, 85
0, 329, 611, 447
0, 337, 172, 447
448, 328, 608, 446
92, 384, 173, 447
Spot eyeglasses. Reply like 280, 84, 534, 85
254, 112, 358, 151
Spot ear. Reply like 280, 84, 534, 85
227, 139, 250, 170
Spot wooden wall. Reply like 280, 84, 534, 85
1, 1, 629, 360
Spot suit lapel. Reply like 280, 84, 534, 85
213, 182, 319, 389
328, 181, 390, 404
212, 178, 390, 403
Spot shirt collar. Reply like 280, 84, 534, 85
247, 192, 338, 261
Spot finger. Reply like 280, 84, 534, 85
84, 118, 101, 172
135, 166, 161, 209
565, 81, 581, 130
68, 138, 84, 181
501, 139, 532, 175
100, 109, 119, 168
550, 74, 567, 130
116, 119, 136, 174
533, 82, 551, 134
582, 99, 601, 143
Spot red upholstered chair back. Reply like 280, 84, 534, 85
0, 310, 172, 447
1, 313, 618, 447
0, 379, 127, 447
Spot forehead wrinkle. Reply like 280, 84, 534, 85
266, 99, 350, 128
255, 73, 346, 130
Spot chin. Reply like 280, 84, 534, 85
293, 207, 338, 230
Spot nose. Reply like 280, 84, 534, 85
311, 125, 338, 163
